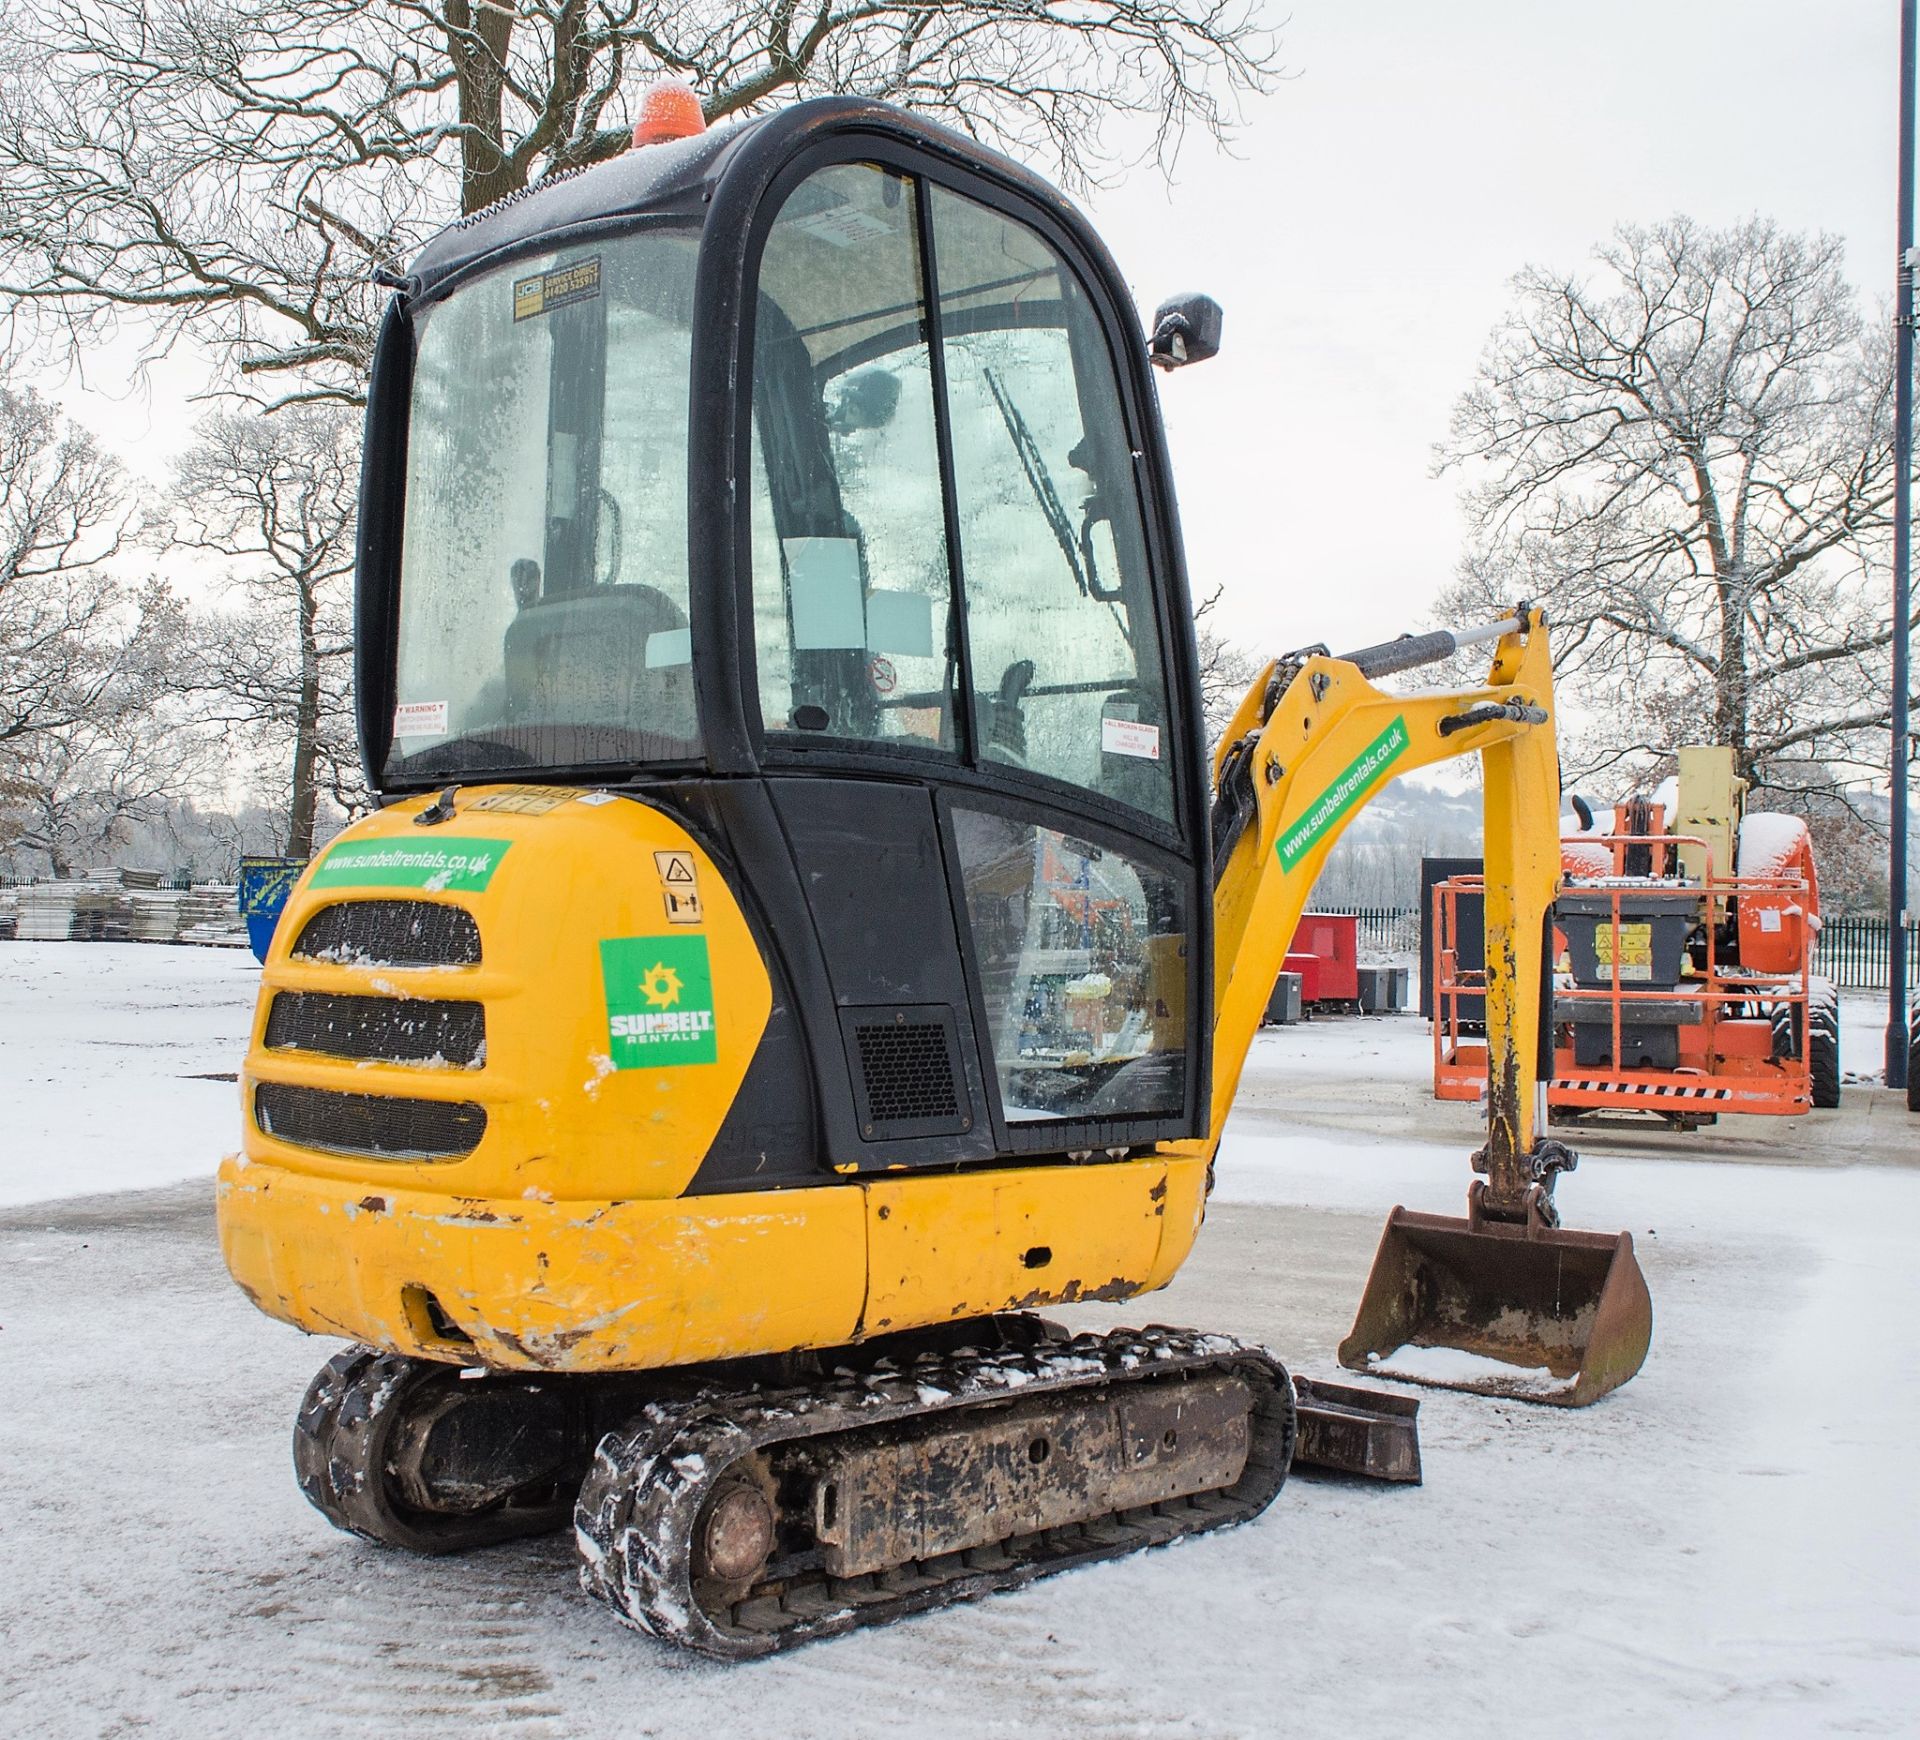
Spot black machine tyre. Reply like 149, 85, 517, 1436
1807, 975, 1841, 1109
1772, 976, 1841, 1109
1809, 1018, 1841, 1109
1769, 1001, 1795, 1062
293, 1347, 578, 1554
574, 1325, 1295, 1659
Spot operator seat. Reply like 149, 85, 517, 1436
503, 582, 696, 753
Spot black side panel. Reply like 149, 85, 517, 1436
1419, 855, 1484, 1026
771, 778, 994, 1167
687, 980, 821, 1193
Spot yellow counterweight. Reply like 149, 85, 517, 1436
217, 786, 1206, 1372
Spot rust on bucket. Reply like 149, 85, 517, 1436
1337, 1204, 1653, 1408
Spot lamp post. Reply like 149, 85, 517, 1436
1891, 0, 1914, 1092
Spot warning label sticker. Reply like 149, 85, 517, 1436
1101, 716, 1161, 761
513, 256, 602, 321
468, 786, 582, 815
1594, 922, 1655, 982
393, 700, 449, 737
654, 849, 702, 926
601, 935, 717, 1068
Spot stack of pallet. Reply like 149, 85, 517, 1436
176, 889, 250, 947
15, 880, 112, 940
7, 871, 249, 946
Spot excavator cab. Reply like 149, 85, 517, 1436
359, 101, 1217, 1175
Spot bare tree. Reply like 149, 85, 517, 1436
0, 0, 1279, 406
1193, 583, 1262, 749
0, 701, 206, 876
173, 408, 362, 857
1437, 216, 1914, 812
0, 386, 185, 794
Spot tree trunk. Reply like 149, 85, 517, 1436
1714, 569, 1753, 781
287, 574, 323, 858
446, 2, 520, 215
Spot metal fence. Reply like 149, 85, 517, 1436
1814, 916, 1920, 991
1307, 905, 1421, 955
1309, 903, 1919, 992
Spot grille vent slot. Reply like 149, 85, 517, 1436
265, 991, 485, 1068
857, 1023, 958, 1120
842, 1005, 969, 1141
291, 900, 481, 968
254, 1083, 486, 1161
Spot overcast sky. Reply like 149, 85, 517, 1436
46, 0, 1901, 662
1083, 0, 1895, 658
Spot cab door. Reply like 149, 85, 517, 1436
739, 144, 1208, 1166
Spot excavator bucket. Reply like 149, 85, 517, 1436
1336, 1207, 1652, 1407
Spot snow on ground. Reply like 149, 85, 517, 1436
1838, 984, 1905, 1084
0, 942, 257, 1205
0, 945, 1915, 1738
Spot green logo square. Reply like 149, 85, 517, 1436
600, 935, 717, 1068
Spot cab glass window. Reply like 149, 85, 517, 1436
750, 164, 956, 750
952, 806, 1187, 1122
390, 229, 700, 779
930, 188, 1175, 824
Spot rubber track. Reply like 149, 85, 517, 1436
574, 1325, 1295, 1659
295, 1347, 575, 1554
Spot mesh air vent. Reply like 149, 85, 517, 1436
856, 1022, 959, 1122
264, 991, 485, 1067
843, 1005, 969, 1140
291, 900, 481, 968
254, 1083, 486, 1160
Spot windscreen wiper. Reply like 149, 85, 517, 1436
982, 367, 1090, 596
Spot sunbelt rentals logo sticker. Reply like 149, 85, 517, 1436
600, 935, 717, 1068
1276, 715, 1410, 873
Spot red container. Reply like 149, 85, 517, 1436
1290, 913, 1360, 1004
1282, 950, 1322, 1005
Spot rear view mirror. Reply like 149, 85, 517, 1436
1148, 293, 1223, 370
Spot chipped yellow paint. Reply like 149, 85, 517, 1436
863, 1161, 1189, 1333
218, 1162, 866, 1370
218, 1148, 1207, 1372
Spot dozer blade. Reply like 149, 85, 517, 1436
1291, 1376, 1422, 1483
1336, 1207, 1652, 1408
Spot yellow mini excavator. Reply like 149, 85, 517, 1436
217, 93, 1651, 1657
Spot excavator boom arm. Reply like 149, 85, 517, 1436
1185, 608, 1563, 1215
